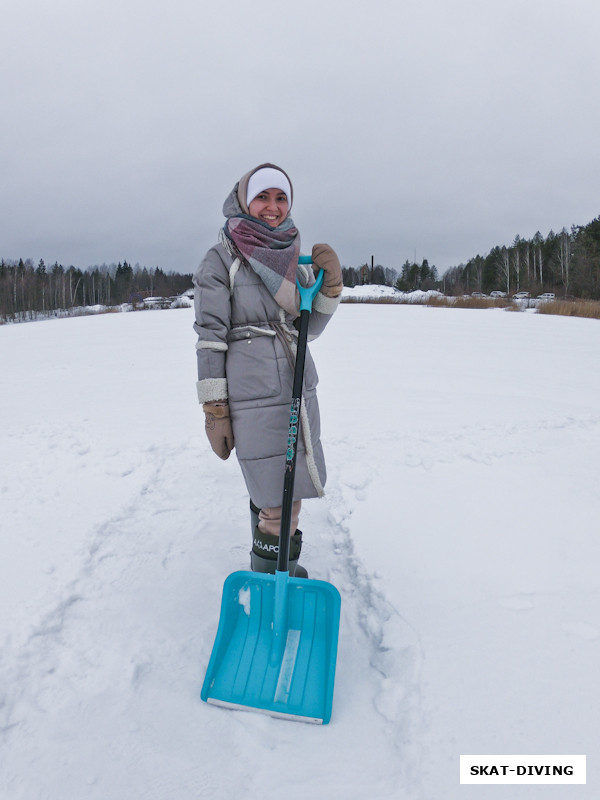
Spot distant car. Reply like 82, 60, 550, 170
513, 291, 530, 299
490, 291, 507, 298
537, 292, 555, 300
471, 292, 487, 297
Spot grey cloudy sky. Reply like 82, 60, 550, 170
2, 0, 599, 274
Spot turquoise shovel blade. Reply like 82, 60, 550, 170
201, 570, 341, 724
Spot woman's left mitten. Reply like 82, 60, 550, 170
311, 243, 343, 297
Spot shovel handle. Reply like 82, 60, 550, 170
277, 260, 324, 573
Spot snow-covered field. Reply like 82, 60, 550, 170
1, 303, 598, 799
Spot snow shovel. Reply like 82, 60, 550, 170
201, 260, 341, 724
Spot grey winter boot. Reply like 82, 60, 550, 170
250, 527, 308, 579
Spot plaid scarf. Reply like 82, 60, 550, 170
223, 215, 301, 316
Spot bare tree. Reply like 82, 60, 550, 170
497, 247, 510, 294
533, 231, 544, 286
558, 227, 571, 294
511, 239, 521, 291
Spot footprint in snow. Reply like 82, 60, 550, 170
339, 462, 371, 500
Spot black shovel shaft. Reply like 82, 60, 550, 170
277, 307, 310, 572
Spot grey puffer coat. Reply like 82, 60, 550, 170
193, 242, 340, 508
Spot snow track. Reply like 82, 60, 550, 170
325, 457, 424, 776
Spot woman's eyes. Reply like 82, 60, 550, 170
256, 193, 288, 203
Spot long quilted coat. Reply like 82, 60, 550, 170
193, 227, 340, 508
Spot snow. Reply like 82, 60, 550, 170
342, 284, 442, 303
1, 303, 598, 799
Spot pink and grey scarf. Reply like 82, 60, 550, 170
223, 215, 302, 316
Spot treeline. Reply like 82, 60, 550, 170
342, 259, 439, 291
342, 214, 600, 300
442, 216, 600, 298
5, 212, 599, 321
0, 259, 193, 319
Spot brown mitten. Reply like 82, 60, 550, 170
311, 243, 343, 298
203, 402, 234, 460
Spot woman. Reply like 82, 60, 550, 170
193, 163, 342, 578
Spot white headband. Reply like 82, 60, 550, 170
246, 168, 292, 209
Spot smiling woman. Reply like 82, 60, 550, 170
193, 162, 343, 578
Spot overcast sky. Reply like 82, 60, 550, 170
2, 0, 599, 275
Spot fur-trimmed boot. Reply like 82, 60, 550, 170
250, 527, 308, 579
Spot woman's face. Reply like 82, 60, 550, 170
248, 188, 289, 228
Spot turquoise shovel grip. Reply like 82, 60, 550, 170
297, 255, 324, 312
